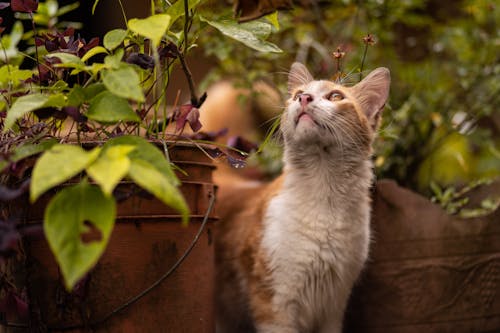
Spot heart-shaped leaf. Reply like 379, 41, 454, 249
30, 145, 101, 202
44, 181, 115, 290
87, 145, 135, 196
128, 14, 171, 47
101, 67, 145, 102
86, 91, 141, 123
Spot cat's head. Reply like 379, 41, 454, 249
282, 62, 390, 156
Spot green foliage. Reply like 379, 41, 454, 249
200, 17, 282, 53
128, 14, 171, 47
44, 180, 115, 290
30, 144, 101, 202
198, 0, 499, 196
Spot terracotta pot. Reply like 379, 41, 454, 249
4, 142, 217, 332
345, 180, 500, 333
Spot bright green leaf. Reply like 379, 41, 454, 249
102, 67, 145, 102
4, 94, 49, 131
103, 29, 127, 51
104, 49, 124, 69
128, 14, 171, 47
128, 159, 189, 225
103, 136, 179, 185
30, 145, 101, 202
45, 93, 66, 108
87, 145, 135, 196
81, 46, 109, 62
0, 65, 32, 89
44, 181, 115, 290
265, 11, 280, 30
86, 91, 141, 123
200, 17, 282, 53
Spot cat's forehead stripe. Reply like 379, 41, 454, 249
304, 80, 343, 93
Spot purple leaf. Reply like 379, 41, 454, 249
174, 104, 193, 132
63, 106, 87, 123
186, 107, 202, 132
0, 178, 30, 201
227, 136, 259, 154
0, 220, 20, 257
0, 3, 10, 9
126, 52, 154, 70
11, 0, 38, 12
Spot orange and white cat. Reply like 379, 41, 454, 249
214, 63, 390, 333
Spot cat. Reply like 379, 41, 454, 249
213, 62, 390, 333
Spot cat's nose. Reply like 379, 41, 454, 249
299, 93, 313, 107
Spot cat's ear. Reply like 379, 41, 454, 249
352, 67, 390, 129
288, 62, 314, 94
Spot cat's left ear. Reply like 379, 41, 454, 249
352, 67, 390, 129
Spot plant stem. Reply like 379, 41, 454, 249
29, 12, 42, 92
359, 43, 368, 81
117, 0, 128, 27
183, 0, 189, 56
177, 52, 198, 106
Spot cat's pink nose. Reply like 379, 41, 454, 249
299, 93, 313, 107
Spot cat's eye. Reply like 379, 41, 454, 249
293, 90, 304, 101
327, 91, 344, 102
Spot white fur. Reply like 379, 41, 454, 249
260, 156, 372, 333
258, 68, 378, 332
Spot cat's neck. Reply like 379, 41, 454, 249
282, 143, 374, 200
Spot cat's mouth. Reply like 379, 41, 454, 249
296, 111, 318, 126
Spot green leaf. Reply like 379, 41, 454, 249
83, 83, 106, 101
265, 12, 280, 30
30, 145, 101, 202
67, 85, 86, 107
128, 14, 171, 47
87, 145, 135, 196
0, 65, 32, 89
86, 91, 140, 123
128, 159, 189, 225
44, 181, 115, 290
165, 0, 200, 27
46, 52, 85, 66
81, 46, 109, 62
45, 93, 66, 108
200, 17, 282, 53
102, 67, 145, 102
11, 139, 58, 163
104, 49, 124, 69
240, 21, 272, 39
103, 29, 127, 51
103, 136, 179, 185
4, 94, 49, 131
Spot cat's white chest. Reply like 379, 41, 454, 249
261, 187, 370, 329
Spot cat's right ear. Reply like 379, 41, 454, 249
288, 62, 314, 95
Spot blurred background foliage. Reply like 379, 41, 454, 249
197, 0, 499, 198
1, 0, 498, 201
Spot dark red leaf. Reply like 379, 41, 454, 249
227, 136, 259, 154
11, 0, 38, 12
63, 106, 86, 123
174, 104, 193, 132
186, 107, 202, 132
0, 220, 20, 256
0, 178, 30, 202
